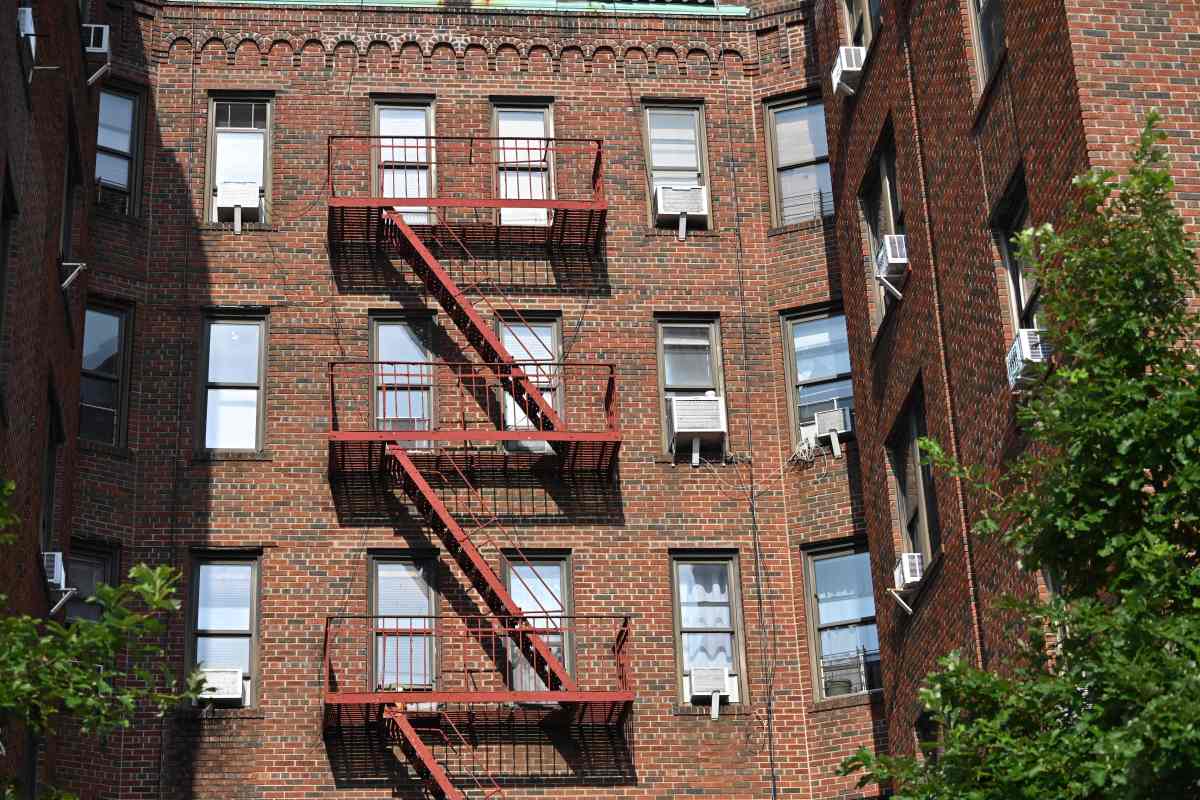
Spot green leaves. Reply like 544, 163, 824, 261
839, 118, 1200, 798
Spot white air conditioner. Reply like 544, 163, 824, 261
199, 668, 245, 702
655, 184, 709, 227
875, 234, 908, 279
42, 551, 65, 590
1006, 328, 1050, 389
215, 181, 261, 214
894, 552, 924, 593
668, 392, 726, 451
814, 407, 852, 438
832, 46, 867, 95
82, 24, 110, 56
687, 667, 739, 703
17, 7, 35, 60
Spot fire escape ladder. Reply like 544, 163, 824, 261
385, 706, 467, 800
388, 445, 578, 693
381, 211, 564, 436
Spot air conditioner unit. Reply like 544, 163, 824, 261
688, 666, 737, 717
875, 234, 908, 279
43, 551, 65, 590
655, 184, 709, 228
82, 24, 110, 56
894, 552, 924, 593
199, 668, 245, 702
832, 46, 867, 95
668, 394, 726, 465
814, 407, 852, 438
214, 181, 262, 229
1006, 328, 1050, 389
17, 7, 35, 60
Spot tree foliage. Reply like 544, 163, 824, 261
840, 117, 1200, 798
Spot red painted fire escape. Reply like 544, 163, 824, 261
324, 136, 631, 798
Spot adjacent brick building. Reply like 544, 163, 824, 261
817, 0, 1200, 762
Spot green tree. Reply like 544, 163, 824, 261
840, 117, 1200, 798
0, 481, 200, 797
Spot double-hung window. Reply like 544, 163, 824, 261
889, 399, 940, 565
787, 312, 853, 439
80, 304, 130, 446
191, 558, 257, 705
843, 0, 882, 48
376, 103, 433, 225
658, 319, 723, 450
496, 105, 552, 227
768, 101, 832, 225
500, 315, 560, 452
646, 106, 705, 198
998, 196, 1039, 330
209, 99, 269, 224
372, 318, 433, 447
861, 138, 905, 315
372, 558, 436, 690
96, 90, 139, 214
970, 0, 1006, 85
40, 394, 63, 551
202, 317, 265, 451
807, 545, 881, 698
505, 553, 570, 692
673, 555, 744, 703
65, 543, 117, 622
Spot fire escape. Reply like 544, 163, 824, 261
324, 135, 632, 798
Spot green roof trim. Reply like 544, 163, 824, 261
168, 0, 748, 16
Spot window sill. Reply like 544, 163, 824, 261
193, 449, 272, 463
198, 223, 277, 233
94, 206, 142, 225
643, 227, 721, 239
79, 439, 134, 460
810, 689, 882, 714
672, 703, 751, 718
767, 215, 834, 237
189, 705, 265, 721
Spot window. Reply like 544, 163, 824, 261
786, 312, 853, 438
843, 0, 882, 48
80, 304, 130, 445
494, 105, 553, 227
60, 134, 82, 261
375, 102, 433, 225
658, 319, 723, 450
0, 171, 16, 375
970, 0, 1006, 85
371, 558, 436, 690
201, 317, 265, 451
768, 101, 832, 225
499, 314, 560, 452
65, 543, 117, 622
208, 98, 270, 224
40, 393, 63, 552
646, 105, 705, 197
504, 553, 570, 691
673, 555, 744, 703
861, 137, 904, 316
806, 545, 881, 698
96, 89, 139, 214
889, 398, 940, 565
190, 558, 257, 705
371, 317, 433, 447
997, 193, 1039, 330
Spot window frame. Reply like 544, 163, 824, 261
95, 86, 143, 216
495, 311, 562, 452
492, 102, 556, 227
860, 135, 905, 319
204, 95, 273, 225
368, 554, 438, 691
968, 0, 1007, 88
40, 390, 64, 552
369, 313, 436, 446
60, 121, 82, 262
199, 313, 268, 454
765, 98, 832, 227
803, 541, 881, 700
371, 99, 435, 224
997, 197, 1039, 331
0, 167, 16, 390
64, 539, 119, 622
655, 316, 725, 454
782, 308, 854, 444
643, 103, 708, 223
80, 300, 133, 447
187, 554, 260, 707
888, 397, 941, 566
501, 550, 573, 689
670, 552, 748, 705
842, 0, 882, 48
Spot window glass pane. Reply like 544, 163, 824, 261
98, 92, 134, 154
663, 326, 714, 388
96, 152, 130, 190
208, 323, 260, 384
375, 562, 432, 617
779, 162, 832, 224
376, 388, 431, 428
79, 403, 116, 444
648, 109, 699, 171
793, 316, 850, 382
376, 635, 431, 687
814, 551, 875, 625
205, 388, 259, 449
196, 636, 251, 673
819, 622, 879, 659
376, 322, 428, 364
509, 561, 564, 620
83, 309, 122, 373
214, 130, 265, 187
497, 109, 548, 164
378, 106, 430, 163
501, 322, 556, 363
217, 101, 266, 130
774, 104, 828, 166
682, 632, 734, 671
677, 562, 731, 629
197, 563, 252, 631
81, 375, 117, 410
797, 379, 854, 424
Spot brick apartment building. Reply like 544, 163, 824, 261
816, 0, 1200, 761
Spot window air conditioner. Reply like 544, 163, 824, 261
215, 181, 262, 229
1006, 328, 1050, 389
17, 7, 35, 60
199, 668, 245, 702
894, 552, 924, 593
832, 46, 867, 95
82, 24, 110, 56
42, 551, 65, 590
667, 393, 726, 466
814, 407, 852, 438
688, 666, 737, 718
875, 234, 908, 279
655, 184, 709, 228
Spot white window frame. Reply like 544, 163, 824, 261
189, 556, 259, 707
200, 316, 267, 453
671, 553, 747, 705
207, 97, 271, 224
784, 310, 854, 443
804, 543, 881, 699
373, 100, 435, 225
494, 104, 554, 227
645, 105, 707, 209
